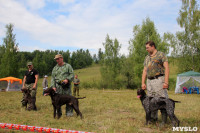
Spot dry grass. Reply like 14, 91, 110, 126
0, 88, 200, 133
0, 64, 200, 133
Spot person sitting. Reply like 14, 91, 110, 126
182, 86, 188, 94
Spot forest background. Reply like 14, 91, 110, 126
0, 0, 199, 90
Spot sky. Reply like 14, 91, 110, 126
0, 0, 184, 55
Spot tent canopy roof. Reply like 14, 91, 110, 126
0, 77, 22, 84
178, 71, 200, 77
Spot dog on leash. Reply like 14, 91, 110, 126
137, 89, 180, 126
44, 87, 85, 119
21, 88, 37, 111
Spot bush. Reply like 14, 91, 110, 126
81, 81, 99, 89
169, 77, 176, 91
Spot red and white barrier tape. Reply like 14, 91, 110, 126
0, 123, 93, 133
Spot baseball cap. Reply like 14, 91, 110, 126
27, 62, 33, 66
54, 54, 63, 59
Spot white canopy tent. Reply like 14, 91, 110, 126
175, 71, 200, 93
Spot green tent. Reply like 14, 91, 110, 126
175, 71, 200, 93
178, 71, 200, 77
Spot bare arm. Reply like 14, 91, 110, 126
163, 61, 169, 89
142, 67, 147, 90
22, 76, 26, 89
33, 74, 39, 89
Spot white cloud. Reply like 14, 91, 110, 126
0, 0, 182, 55
19, 45, 46, 52
51, 0, 74, 5
0, 23, 5, 37
26, 0, 45, 10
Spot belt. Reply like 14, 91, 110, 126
25, 82, 35, 84
148, 74, 164, 80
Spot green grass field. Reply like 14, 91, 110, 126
0, 64, 200, 133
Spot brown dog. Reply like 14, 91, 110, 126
21, 88, 37, 111
44, 87, 85, 119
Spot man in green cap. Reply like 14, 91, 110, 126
22, 62, 39, 110
51, 54, 74, 117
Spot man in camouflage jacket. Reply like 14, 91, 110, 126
51, 54, 74, 117
141, 41, 169, 126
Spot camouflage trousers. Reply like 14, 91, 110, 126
147, 76, 168, 121
21, 83, 37, 110
73, 86, 79, 96
55, 83, 73, 116
147, 76, 168, 98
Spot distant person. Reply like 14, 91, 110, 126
51, 54, 74, 117
42, 75, 48, 95
73, 74, 80, 96
21, 62, 39, 111
141, 41, 169, 125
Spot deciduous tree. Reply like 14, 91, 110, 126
174, 0, 200, 71
128, 18, 170, 87
0, 24, 19, 78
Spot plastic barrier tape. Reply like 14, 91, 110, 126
0, 123, 93, 133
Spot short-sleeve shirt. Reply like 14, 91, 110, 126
144, 51, 168, 78
25, 68, 38, 84
73, 78, 80, 86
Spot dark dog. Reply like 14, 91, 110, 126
44, 87, 85, 119
21, 88, 37, 111
137, 89, 180, 126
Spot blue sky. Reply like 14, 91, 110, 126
0, 0, 185, 55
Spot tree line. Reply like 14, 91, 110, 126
0, 26, 95, 78
0, 0, 199, 90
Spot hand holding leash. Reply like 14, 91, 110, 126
163, 82, 169, 89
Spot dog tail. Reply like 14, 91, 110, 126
77, 97, 86, 99
170, 99, 181, 103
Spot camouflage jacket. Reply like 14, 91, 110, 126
144, 51, 168, 78
51, 62, 74, 89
